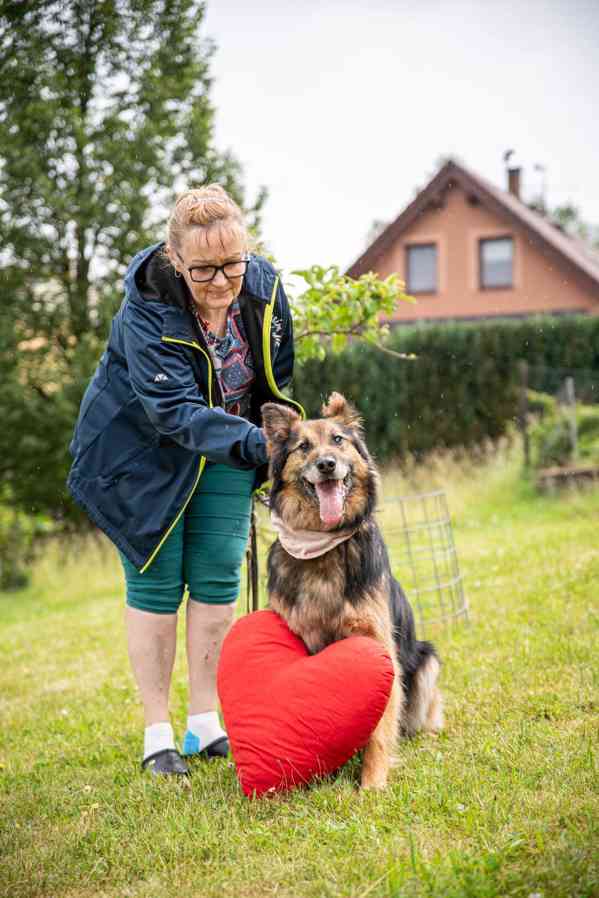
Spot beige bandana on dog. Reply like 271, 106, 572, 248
270, 510, 357, 560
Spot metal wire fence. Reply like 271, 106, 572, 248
241, 489, 468, 637
380, 490, 468, 636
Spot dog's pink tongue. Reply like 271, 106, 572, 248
315, 480, 345, 526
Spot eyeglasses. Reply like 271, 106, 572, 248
185, 255, 250, 284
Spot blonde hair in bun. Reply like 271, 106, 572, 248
166, 183, 249, 259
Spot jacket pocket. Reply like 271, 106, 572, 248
100, 444, 155, 487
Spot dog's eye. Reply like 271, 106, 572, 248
332, 434, 343, 445
299, 441, 311, 452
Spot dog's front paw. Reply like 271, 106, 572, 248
360, 770, 388, 790
360, 779, 387, 791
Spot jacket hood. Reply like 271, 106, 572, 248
124, 242, 277, 309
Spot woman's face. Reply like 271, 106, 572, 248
173, 226, 247, 317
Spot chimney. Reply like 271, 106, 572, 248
507, 167, 521, 200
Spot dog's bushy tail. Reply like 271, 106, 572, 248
389, 578, 443, 736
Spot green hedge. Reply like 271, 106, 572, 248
293, 315, 599, 462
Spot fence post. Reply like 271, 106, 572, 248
564, 376, 578, 461
518, 360, 530, 468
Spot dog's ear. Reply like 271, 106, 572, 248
321, 392, 363, 432
261, 402, 301, 444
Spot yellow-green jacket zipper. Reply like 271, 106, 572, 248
139, 337, 212, 573
263, 276, 305, 418
140, 282, 304, 572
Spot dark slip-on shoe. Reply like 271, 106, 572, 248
142, 748, 190, 777
181, 732, 229, 759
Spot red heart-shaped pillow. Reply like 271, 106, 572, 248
217, 610, 394, 797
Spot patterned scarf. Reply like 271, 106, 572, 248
270, 510, 358, 560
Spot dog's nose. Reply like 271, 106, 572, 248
316, 456, 336, 474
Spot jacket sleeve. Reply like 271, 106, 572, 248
123, 302, 267, 468
272, 278, 295, 390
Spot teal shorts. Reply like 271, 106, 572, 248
119, 463, 255, 615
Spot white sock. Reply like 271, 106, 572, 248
143, 721, 175, 760
186, 711, 226, 747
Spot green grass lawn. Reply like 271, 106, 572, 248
1, 449, 597, 898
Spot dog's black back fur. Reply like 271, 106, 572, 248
267, 515, 438, 709
389, 576, 437, 699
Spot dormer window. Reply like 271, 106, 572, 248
406, 243, 437, 294
480, 237, 513, 288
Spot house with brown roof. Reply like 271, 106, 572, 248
347, 157, 599, 323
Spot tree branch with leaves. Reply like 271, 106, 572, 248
289, 265, 417, 365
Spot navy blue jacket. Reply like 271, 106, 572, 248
67, 243, 304, 572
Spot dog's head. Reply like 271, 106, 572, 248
261, 392, 379, 531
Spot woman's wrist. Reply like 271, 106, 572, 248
242, 425, 268, 466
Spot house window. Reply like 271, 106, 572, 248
406, 243, 437, 293
480, 237, 513, 288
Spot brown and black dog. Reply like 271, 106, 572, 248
261, 392, 443, 789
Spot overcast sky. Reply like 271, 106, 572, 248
203, 0, 599, 275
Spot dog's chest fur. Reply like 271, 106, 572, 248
267, 523, 391, 654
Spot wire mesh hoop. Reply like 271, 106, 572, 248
243, 489, 468, 634
381, 489, 468, 636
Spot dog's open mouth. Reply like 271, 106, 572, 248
303, 473, 351, 527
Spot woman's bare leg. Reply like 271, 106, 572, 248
186, 600, 235, 714
126, 606, 177, 725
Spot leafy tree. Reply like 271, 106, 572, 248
0, 0, 262, 527
549, 203, 599, 252
0, 0, 413, 588
527, 197, 599, 253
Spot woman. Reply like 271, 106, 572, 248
68, 185, 304, 776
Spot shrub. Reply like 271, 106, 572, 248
293, 315, 599, 463
529, 401, 599, 470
